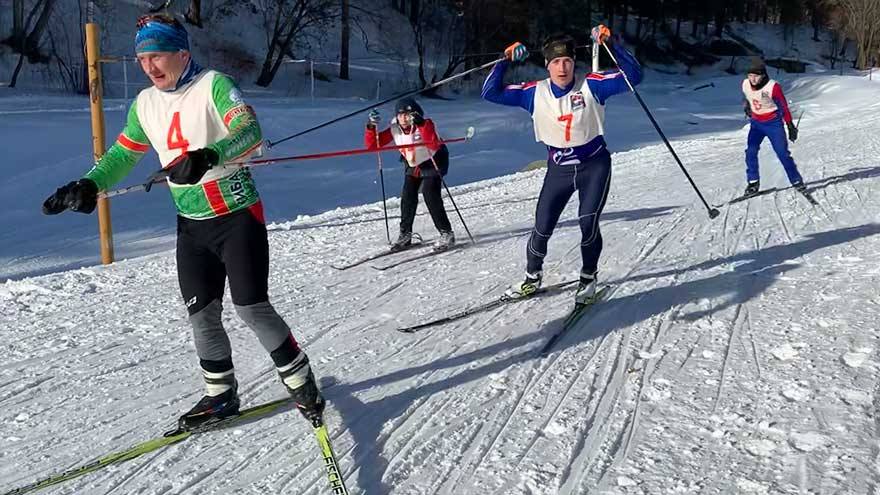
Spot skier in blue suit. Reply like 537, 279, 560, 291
481, 25, 641, 306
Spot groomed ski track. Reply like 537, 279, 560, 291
2, 75, 879, 494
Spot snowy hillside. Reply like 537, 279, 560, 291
2, 66, 879, 494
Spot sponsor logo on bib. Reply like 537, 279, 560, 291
570, 92, 586, 111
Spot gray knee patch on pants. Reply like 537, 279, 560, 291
234, 301, 292, 353
190, 299, 232, 361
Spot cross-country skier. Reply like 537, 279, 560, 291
480, 26, 641, 305
41, 14, 324, 429
741, 58, 805, 197
365, 97, 455, 252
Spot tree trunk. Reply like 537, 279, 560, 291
635, 9, 642, 40
23, 0, 57, 63
12, 0, 25, 45
185, 0, 203, 28
714, 3, 725, 38
608, 1, 615, 31
651, 1, 660, 39
339, 0, 350, 79
807, 0, 821, 41
586, 0, 591, 27
675, 0, 682, 38
620, 1, 628, 36
830, 37, 837, 69
8, 52, 26, 88
409, 0, 419, 25
256, 15, 282, 88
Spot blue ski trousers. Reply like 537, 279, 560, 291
745, 119, 803, 185
526, 149, 612, 276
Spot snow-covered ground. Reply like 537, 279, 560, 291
2, 68, 880, 494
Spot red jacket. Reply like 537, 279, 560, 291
364, 119, 443, 153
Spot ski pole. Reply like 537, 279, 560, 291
427, 151, 476, 244
374, 131, 391, 244
268, 58, 503, 148
101, 130, 476, 199
600, 41, 720, 220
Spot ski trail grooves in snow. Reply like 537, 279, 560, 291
3, 74, 880, 494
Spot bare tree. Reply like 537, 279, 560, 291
47, 0, 89, 93
24, 0, 58, 60
149, 0, 207, 27
254, 0, 336, 87
831, 0, 880, 68
8, 0, 59, 87
807, 0, 827, 40
406, 0, 470, 88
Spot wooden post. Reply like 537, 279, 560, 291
85, 23, 114, 265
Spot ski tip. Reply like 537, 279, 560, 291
465, 126, 476, 140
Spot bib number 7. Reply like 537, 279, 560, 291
558, 113, 573, 142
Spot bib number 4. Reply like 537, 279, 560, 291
167, 112, 190, 155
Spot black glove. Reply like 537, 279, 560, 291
42, 178, 99, 215
743, 104, 752, 119
146, 148, 219, 191
786, 122, 798, 142
410, 111, 425, 127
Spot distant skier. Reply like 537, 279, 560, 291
481, 26, 641, 306
41, 14, 324, 429
741, 58, 805, 197
365, 97, 455, 252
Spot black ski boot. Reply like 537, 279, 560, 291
278, 353, 326, 424
174, 382, 240, 433
744, 181, 760, 197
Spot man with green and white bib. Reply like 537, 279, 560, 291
42, 13, 324, 429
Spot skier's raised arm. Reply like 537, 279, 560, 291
480, 42, 537, 113
585, 31, 643, 105
364, 109, 394, 149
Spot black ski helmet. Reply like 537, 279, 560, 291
542, 34, 576, 66
746, 57, 769, 89
395, 97, 423, 116
747, 57, 767, 76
